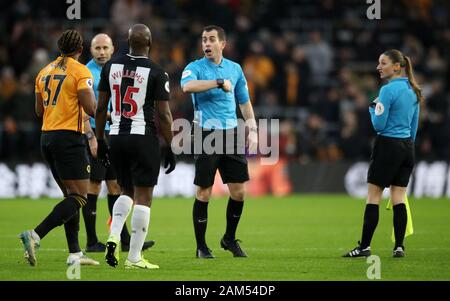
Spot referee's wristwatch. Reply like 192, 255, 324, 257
216, 78, 224, 89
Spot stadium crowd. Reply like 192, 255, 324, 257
0, 0, 449, 162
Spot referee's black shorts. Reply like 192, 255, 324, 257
367, 135, 414, 188
109, 134, 161, 188
193, 126, 249, 188
86, 131, 117, 182
41, 130, 90, 180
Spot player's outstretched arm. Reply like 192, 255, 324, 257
84, 117, 98, 158
156, 100, 174, 145
35, 93, 44, 117
78, 88, 97, 117
239, 100, 258, 155
95, 90, 110, 139
182, 80, 221, 93
94, 90, 111, 167
156, 100, 176, 174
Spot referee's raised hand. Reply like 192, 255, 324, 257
221, 79, 232, 92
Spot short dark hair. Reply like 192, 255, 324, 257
203, 25, 226, 41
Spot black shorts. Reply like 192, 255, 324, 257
109, 134, 160, 188
193, 126, 249, 188
41, 130, 90, 180
86, 132, 117, 182
367, 135, 415, 188
194, 153, 249, 187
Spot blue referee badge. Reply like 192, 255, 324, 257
375, 102, 384, 116
87, 78, 93, 88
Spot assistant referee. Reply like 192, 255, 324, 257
343, 49, 422, 258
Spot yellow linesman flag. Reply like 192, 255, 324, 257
386, 192, 414, 242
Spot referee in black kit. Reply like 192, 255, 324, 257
343, 49, 422, 258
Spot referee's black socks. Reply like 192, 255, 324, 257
224, 197, 244, 241
393, 203, 407, 248
34, 194, 87, 240
360, 204, 379, 249
193, 199, 209, 248
83, 194, 99, 246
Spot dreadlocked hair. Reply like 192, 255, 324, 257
56, 29, 83, 69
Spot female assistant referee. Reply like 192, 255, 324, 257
343, 49, 423, 258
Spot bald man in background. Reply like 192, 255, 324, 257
83, 33, 155, 253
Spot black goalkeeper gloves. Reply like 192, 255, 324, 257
163, 147, 176, 174
97, 138, 111, 168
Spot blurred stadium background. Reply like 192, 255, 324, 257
1, 0, 450, 281
1, 0, 450, 199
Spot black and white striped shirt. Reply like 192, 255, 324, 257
98, 54, 170, 135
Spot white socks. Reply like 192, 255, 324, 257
109, 195, 152, 263
109, 195, 133, 239
127, 205, 151, 262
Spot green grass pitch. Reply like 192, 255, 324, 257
1, 194, 449, 281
